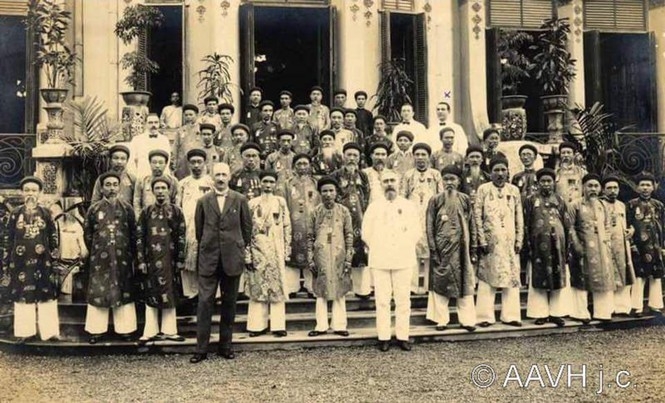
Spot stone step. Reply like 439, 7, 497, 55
2, 315, 659, 356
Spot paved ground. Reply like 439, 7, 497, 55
1, 326, 664, 403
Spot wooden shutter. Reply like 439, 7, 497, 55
329, 5, 338, 103
584, 0, 646, 32
413, 13, 428, 126
380, 11, 391, 64
137, 29, 149, 91
382, 0, 413, 12
0, 0, 27, 15
488, 0, 553, 29
239, 2, 255, 118
486, 27, 501, 124
583, 30, 602, 107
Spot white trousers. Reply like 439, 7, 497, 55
426, 292, 476, 327
84, 303, 137, 335
631, 277, 664, 312
372, 267, 411, 341
285, 265, 313, 294
475, 280, 521, 324
411, 259, 429, 294
142, 306, 178, 338
570, 288, 614, 320
181, 270, 198, 298
352, 265, 373, 296
13, 300, 60, 340
247, 300, 286, 332
526, 266, 569, 318
315, 297, 347, 332
614, 286, 632, 315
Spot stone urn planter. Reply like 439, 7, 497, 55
120, 91, 151, 141
541, 94, 568, 144
40, 88, 69, 144
500, 95, 528, 141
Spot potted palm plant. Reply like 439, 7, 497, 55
498, 29, 534, 140
197, 53, 237, 105
530, 17, 577, 144
114, 4, 164, 106
26, 0, 77, 143
372, 58, 413, 126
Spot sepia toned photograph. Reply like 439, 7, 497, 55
1, 0, 664, 401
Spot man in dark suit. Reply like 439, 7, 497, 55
190, 162, 252, 363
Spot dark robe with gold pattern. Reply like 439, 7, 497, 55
627, 197, 665, 279
330, 167, 370, 267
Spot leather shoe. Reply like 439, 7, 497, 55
190, 353, 207, 364
397, 340, 412, 351
478, 321, 492, 328
217, 349, 235, 360
549, 317, 565, 327
502, 321, 522, 327
88, 335, 103, 345
534, 318, 547, 326
461, 325, 476, 332
378, 341, 390, 352
248, 329, 268, 337
308, 330, 324, 337
435, 325, 448, 331
333, 330, 349, 337
273, 330, 288, 337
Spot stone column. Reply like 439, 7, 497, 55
334, 0, 380, 111
458, 0, 489, 145
212, 0, 241, 122
649, 3, 665, 133
559, 0, 585, 108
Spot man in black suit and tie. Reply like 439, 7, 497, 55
190, 162, 252, 363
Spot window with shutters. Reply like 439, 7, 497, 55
487, 0, 554, 29
584, 0, 647, 32
382, 0, 414, 12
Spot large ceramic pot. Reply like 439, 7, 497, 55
40, 88, 69, 104
501, 95, 528, 141
120, 91, 152, 106
541, 94, 568, 144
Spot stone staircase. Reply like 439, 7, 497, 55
1, 288, 661, 355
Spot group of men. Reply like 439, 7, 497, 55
2, 87, 664, 362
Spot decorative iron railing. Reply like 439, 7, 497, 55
615, 132, 665, 181
0, 134, 36, 189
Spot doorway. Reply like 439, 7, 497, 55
0, 15, 27, 133
148, 5, 183, 114
239, 4, 337, 115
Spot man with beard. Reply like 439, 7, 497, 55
307, 177, 354, 337
312, 130, 343, 179
273, 90, 295, 130
600, 176, 634, 317
556, 142, 587, 204
223, 123, 250, 174
252, 100, 281, 162
84, 172, 138, 344
292, 105, 316, 154
230, 142, 263, 200
523, 168, 569, 327
191, 162, 252, 363
460, 145, 490, 203
362, 170, 420, 352
245, 171, 291, 338
129, 113, 172, 179
330, 107, 356, 155
401, 143, 443, 294
431, 127, 464, 171
137, 177, 186, 343
172, 104, 203, 180
91, 144, 136, 205
363, 143, 394, 204
307, 86, 331, 133
473, 157, 524, 327
215, 103, 235, 149
3, 177, 60, 342
627, 173, 665, 316
354, 91, 374, 138
567, 174, 615, 322
430, 101, 469, 153
265, 130, 296, 186
197, 96, 223, 133
425, 165, 477, 332
331, 143, 371, 299
133, 150, 179, 218
386, 131, 414, 179
245, 87, 263, 128
176, 149, 214, 299
277, 153, 321, 298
